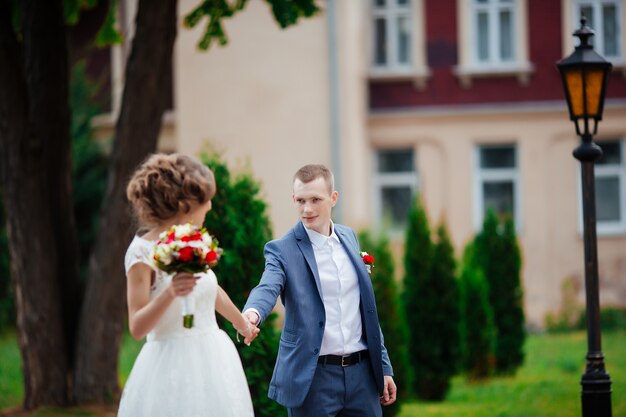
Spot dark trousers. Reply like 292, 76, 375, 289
288, 356, 382, 417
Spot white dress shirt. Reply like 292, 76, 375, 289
305, 223, 367, 356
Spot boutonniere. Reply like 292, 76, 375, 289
360, 251, 375, 274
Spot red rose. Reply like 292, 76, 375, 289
206, 250, 218, 263
363, 254, 375, 265
178, 246, 194, 262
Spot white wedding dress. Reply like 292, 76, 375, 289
118, 236, 254, 417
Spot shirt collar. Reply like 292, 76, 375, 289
304, 221, 340, 249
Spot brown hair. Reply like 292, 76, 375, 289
126, 153, 216, 226
293, 164, 334, 194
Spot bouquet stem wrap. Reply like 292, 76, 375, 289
182, 294, 194, 328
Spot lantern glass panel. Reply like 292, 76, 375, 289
564, 68, 584, 117
584, 67, 605, 117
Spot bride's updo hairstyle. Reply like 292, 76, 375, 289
126, 153, 216, 226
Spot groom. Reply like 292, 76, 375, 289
244, 164, 396, 417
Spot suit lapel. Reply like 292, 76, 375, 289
335, 227, 377, 309
294, 222, 323, 298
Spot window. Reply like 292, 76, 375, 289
473, 0, 516, 66
593, 140, 626, 234
371, 0, 413, 71
474, 145, 521, 230
373, 149, 418, 231
455, 0, 532, 87
574, 0, 622, 60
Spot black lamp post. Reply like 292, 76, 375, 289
556, 16, 612, 417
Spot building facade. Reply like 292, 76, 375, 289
98, 0, 626, 328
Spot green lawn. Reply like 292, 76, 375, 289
399, 330, 625, 417
1, 330, 624, 416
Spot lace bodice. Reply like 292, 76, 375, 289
124, 236, 219, 342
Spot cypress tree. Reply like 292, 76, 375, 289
496, 215, 525, 372
358, 230, 413, 417
458, 242, 495, 380
402, 197, 432, 398
424, 223, 461, 399
403, 198, 460, 400
474, 209, 525, 374
202, 153, 285, 417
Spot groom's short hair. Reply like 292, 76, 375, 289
294, 164, 334, 194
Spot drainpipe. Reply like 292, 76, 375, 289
327, 0, 342, 222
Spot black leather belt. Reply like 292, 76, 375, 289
318, 350, 368, 367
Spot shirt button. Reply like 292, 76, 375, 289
318, 321, 324, 328
313, 348, 319, 355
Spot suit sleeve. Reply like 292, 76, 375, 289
243, 240, 286, 325
380, 326, 394, 376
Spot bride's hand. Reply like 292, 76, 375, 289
168, 272, 199, 298
235, 316, 260, 346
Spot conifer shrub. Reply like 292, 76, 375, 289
358, 230, 413, 417
458, 242, 495, 380
202, 153, 285, 417
474, 209, 525, 374
403, 197, 460, 400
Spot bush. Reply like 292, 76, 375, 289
458, 241, 495, 380
578, 307, 626, 332
201, 153, 285, 417
474, 210, 525, 374
403, 197, 460, 400
358, 230, 413, 417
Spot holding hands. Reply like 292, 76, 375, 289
235, 314, 260, 346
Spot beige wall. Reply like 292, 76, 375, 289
176, 0, 336, 237
370, 104, 626, 327
107, 0, 626, 328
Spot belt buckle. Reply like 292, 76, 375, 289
341, 354, 350, 367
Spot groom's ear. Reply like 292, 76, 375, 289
331, 190, 338, 206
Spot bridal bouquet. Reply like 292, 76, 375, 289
151, 224, 223, 328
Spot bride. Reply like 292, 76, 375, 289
119, 153, 258, 417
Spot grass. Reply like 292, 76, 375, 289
0, 330, 624, 416
0, 331, 144, 416
399, 330, 625, 417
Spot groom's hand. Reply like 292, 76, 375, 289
380, 376, 397, 406
243, 323, 260, 345
243, 310, 260, 326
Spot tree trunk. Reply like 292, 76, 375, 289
0, 0, 77, 408
74, 0, 178, 403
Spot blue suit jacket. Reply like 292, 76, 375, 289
243, 222, 394, 408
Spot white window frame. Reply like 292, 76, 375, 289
369, 0, 431, 88
372, 149, 419, 234
473, 144, 522, 231
573, 0, 623, 61
562, 0, 626, 73
578, 139, 626, 236
455, 0, 533, 87
472, 0, 517, 67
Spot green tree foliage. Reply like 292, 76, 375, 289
358, 231, 413, 417
184, 0, 319, 50
474, 210, 525, 374
70, 62, 108, 281
403, 197, 460, 400
201, 153, 285, 417
423, 223, 461, 399
458, 241, 495, 380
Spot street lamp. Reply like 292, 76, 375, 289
556, 16, 612, 417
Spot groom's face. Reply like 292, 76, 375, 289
293, 177, 338, 236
